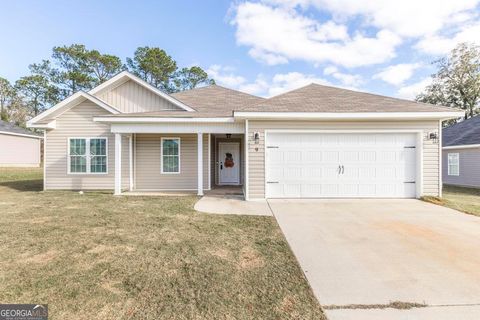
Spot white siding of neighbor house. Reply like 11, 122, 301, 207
45, 102, 129, 190
0, 133, 41, 167
96, 80, 182, 113
247, 120, 441, 199
443, 148, 480, 188
135, 134, 209, 190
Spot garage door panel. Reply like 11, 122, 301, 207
266, 132, 417, 198
322, 184, 339, 196
358, 184, 376, 196
377, 151, 396, 162
359, 151, 376, 162
322, 165, 340, 178
268, 148, 283, 161
284, 184, 301, 197
285, 151, 301, 162
304, 150, 322, 162
323, 151, 339, 162
359, 167, 376, 178
285, 167, 302, 179
269, 167, 284, 180
302, 184, 322, 197
341, 151, 359, 162
304, 166, 322, 178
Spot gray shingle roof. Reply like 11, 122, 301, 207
98, 83, 461, 119
170, 85, 265, 117
443, 116, 480, 147
0, 120, 42, 137
237, 83, 456, 113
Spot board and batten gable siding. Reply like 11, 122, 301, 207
443, 148, 480, 188
247, 120, 441, 199
135, 134, 209, 190
96, 80, 183, 113
0, 134, 41, 167
45, 102, 129, 190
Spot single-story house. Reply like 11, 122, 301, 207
0, 120, 42, 167
27, 71, 462, 199
442, 115, 480, 188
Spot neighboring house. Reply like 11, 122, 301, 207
0, 120, 42, 167
27, 71, 462, 199
442, 116, 480, 188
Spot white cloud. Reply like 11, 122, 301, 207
208, 65, 332, 97
323, 66, 363, 87
373, 63, 421, 86
267, 72, 331, 96
415, 22, 480, 55
248, 48, 288, 65
231, 0, 480, 69
231, 2, 401, 67
396, 78, 432, 99
206, 65, 247, 87
269, 0, 480, 37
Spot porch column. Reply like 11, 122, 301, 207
114, 133, 122, 195
197, 133, 203, 196
129, 134, 133, 191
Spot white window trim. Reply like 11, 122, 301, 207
447, 153, 460, 176
67, 137, 109, 175
160, 137, 181, 174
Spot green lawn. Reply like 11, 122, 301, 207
424, 185, 480, 217
0, 168, 325, 319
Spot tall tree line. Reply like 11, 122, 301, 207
1, 44, 214, 127
416, 42, 480, 123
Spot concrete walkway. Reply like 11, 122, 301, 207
269, 199, 480, 320
194, 196, 272, 216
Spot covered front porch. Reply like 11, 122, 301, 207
109, 121, 247, 197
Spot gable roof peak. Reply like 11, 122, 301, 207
88, 70, 196, 112
27, 91, 120, 128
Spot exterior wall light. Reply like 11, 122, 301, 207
254, 132, 260, 144
429, 132, 438, 144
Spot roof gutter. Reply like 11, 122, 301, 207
443, 144, 480, 150
0, 130, 44, 139
233, 111, 464, 121
26, 120, 56, 129
93, 117, 236, 123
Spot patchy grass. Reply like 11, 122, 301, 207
0, 168, 325, 319
423, 185, 480, 217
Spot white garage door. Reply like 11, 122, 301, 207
266, 132, 418, 198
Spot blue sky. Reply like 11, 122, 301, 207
1, 0, 479, 99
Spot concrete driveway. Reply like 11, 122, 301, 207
269, 199, 480, 320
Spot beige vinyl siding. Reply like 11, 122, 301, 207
247, 120, 440, 199
97, 80, 182, 113
0, 134, 41, 167
45, 102, 129, 190
135, 134, 209, 190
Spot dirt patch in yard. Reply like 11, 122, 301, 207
22, 250, 58, 264
238, 247, 265, 269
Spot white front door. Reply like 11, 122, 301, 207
266, 132, 418, 198
219, 142, 240, 185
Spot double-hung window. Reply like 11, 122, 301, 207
447, 153, 459, 176
161, 137, 180, 174
69, 138, 108, 174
